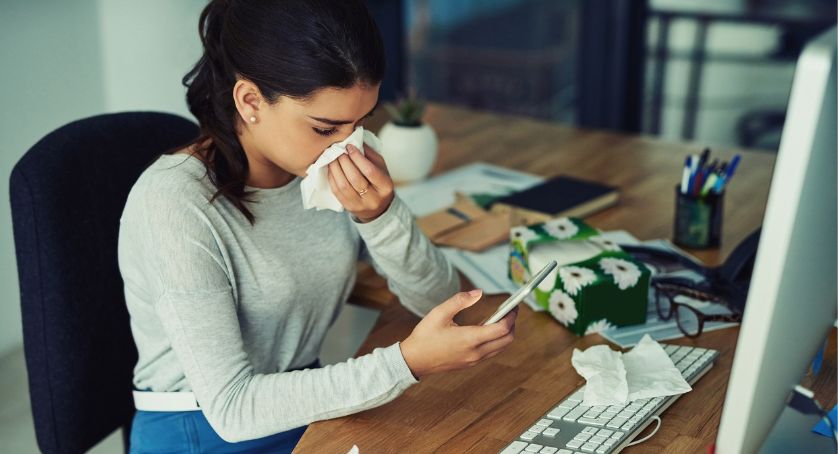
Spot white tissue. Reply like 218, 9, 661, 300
300, 127, 383, 212
623, 334, 692, 401
571, 334, 691, 406
571, 344, 628, 406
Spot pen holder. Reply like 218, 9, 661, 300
673, 185, 723, 249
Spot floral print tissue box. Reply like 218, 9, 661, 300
508, 217, 649, 335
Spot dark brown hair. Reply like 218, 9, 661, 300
176, 0, 386, 223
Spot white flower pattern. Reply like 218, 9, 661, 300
548, 290, 578, 326
511, 226, 540, 248
599, 257, 642, 290
544, 218, 579, 240
559, 266, 597, 296
584, 318, 616, 335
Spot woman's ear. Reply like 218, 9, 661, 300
232, 79, 263, 125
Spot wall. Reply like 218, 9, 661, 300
0, 1, 204, 358
0, 0, 107, 358
96, 0, 204, 118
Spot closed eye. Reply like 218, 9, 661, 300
313, 127, 338, 136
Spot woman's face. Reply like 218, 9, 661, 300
235, 81, 380, 180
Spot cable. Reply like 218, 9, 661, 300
627, 416, 662, 447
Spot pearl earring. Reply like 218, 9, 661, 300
249, 116, 257, 123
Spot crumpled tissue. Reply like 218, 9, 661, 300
300, 126, 383, 212
571, 334, 692, 407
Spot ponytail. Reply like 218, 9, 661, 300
182, 0, 255, 223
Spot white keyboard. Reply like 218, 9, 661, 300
500, 344, 719, 454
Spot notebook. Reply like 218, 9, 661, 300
490, 175, 618, 225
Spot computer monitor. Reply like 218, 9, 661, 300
715, 27, 837, 452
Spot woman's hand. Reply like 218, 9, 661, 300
327, 144, 394, 223
400, 289, 518, 380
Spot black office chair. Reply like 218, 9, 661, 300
9, 112, 199, 453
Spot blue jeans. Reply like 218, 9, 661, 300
129, 410, 306, 454
130, 361, 319, 453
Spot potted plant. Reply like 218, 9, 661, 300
378, 91, 438, 183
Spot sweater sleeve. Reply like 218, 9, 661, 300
133, 189, 417, 442
354, 196, 461, 317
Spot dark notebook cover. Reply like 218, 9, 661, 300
491, 175, 618, 218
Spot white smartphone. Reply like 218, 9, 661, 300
481, 260, 558, 325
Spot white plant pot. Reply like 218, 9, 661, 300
378, 122, 438, 183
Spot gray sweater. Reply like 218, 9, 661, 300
118, 153, 459, 442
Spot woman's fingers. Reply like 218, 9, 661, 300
336, 151, 372, 195
346, 144, 391, 190
475, 331, 515, 357
363, 145, 389, 173
463, 309, 517, 345
328, 161, 360, 205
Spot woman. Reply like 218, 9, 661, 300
118, 0, 518, 452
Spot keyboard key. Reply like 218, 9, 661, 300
607, 417, 627, 428
590, 435, 607, 444
581, 442, 599, 452
566, 439, 583, 449
602, 438, 616, 447
582, 427, 599, 434
529, 425, 545, 433
573, 433, 592, 441
501, 441, 528, 454
596, 429, 613, 437
540, 448, 558, 454
577, 417, 599, 425
525, 444, 543, 452
611, 431, 624, 439
548, 407, 571, 419
558, 400, 578, 409
542, 428, 560, 437
536, 419, 553, 427
563, 406, 588, 422
596, 417, 611, 426
521, 431, 538, 441
557, 450, 574, 454
595, 447, 609, 454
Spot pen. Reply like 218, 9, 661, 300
694, 170, 705, 196
681, 157, 691, 194
701, 173, 718, 197
698, 148, 711, 170
687, 155, 699, 194
718, 154, 741, 192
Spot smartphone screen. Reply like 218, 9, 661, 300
481, 260, 557, 325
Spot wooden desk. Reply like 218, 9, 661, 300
296, 104, 836, 453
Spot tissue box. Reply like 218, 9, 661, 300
508, 217, 649, 335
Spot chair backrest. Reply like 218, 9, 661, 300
9, 112, 199, 454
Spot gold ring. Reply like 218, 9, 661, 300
357, 187, 369, 196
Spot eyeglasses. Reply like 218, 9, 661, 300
653, 282, 742, 338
